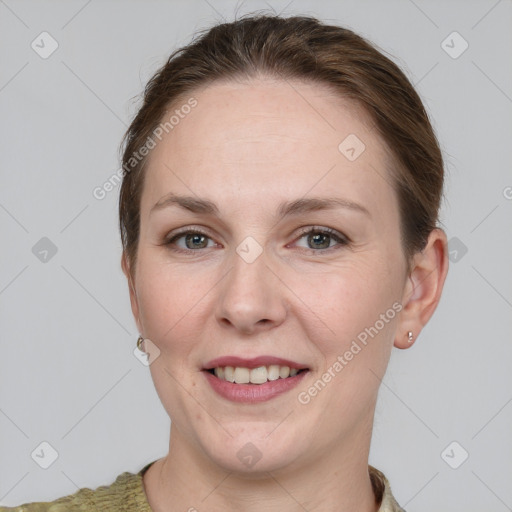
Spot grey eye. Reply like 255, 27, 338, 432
307, 232, 332, 249
184, 233, 209, 249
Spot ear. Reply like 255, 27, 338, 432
121, 252, 143, 335
395, 228, 449, 349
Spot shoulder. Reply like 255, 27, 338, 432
0, 462, 155, 512
369, 464, 407, 512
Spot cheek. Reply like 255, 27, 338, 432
135, 259, 211, 421
294, 267, 399, 424
135, 258, 210, 351
293, 261, 400, 362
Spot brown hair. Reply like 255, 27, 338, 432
119, 13, 444, 278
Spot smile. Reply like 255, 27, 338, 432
202, 356, 310, 403
208, 365, 305, 384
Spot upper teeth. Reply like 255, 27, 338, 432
214, 365, 299, 384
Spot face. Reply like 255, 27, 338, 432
124, 78, 410, 474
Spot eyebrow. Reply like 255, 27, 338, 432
151, 194, 219, 216
277, 197, 370, 218
150, 193, 371, 218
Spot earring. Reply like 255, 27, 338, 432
407, 331, 414, 343
137, 335, 144, 351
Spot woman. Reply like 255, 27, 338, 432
2, 13, 448, 512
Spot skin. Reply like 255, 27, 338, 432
121, 77, 449, 512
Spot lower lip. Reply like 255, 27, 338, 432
203, 370, 308, 403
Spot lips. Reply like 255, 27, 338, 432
202, 355, 310, 403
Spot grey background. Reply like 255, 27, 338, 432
1, 0, 511, 510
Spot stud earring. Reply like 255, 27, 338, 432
137, 335, 144, 351
407, 331, 414, 343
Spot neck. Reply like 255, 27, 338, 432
144, 424, 379, 512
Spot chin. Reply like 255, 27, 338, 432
199, 427, 304, 475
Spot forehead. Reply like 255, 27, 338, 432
141, 78, 397, 220
160, 77, 375, 156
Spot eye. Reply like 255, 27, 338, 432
292, 227, 349, 252
165, 229, 217, 252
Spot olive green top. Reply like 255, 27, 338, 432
0, 461, 406, 511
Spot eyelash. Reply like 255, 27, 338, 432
289, 227, 349, 253
164, 226, 349, 255
164, 228, 217, 254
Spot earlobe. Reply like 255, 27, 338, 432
394, 228, 449, 349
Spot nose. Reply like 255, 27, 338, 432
214, 246, 287, 335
